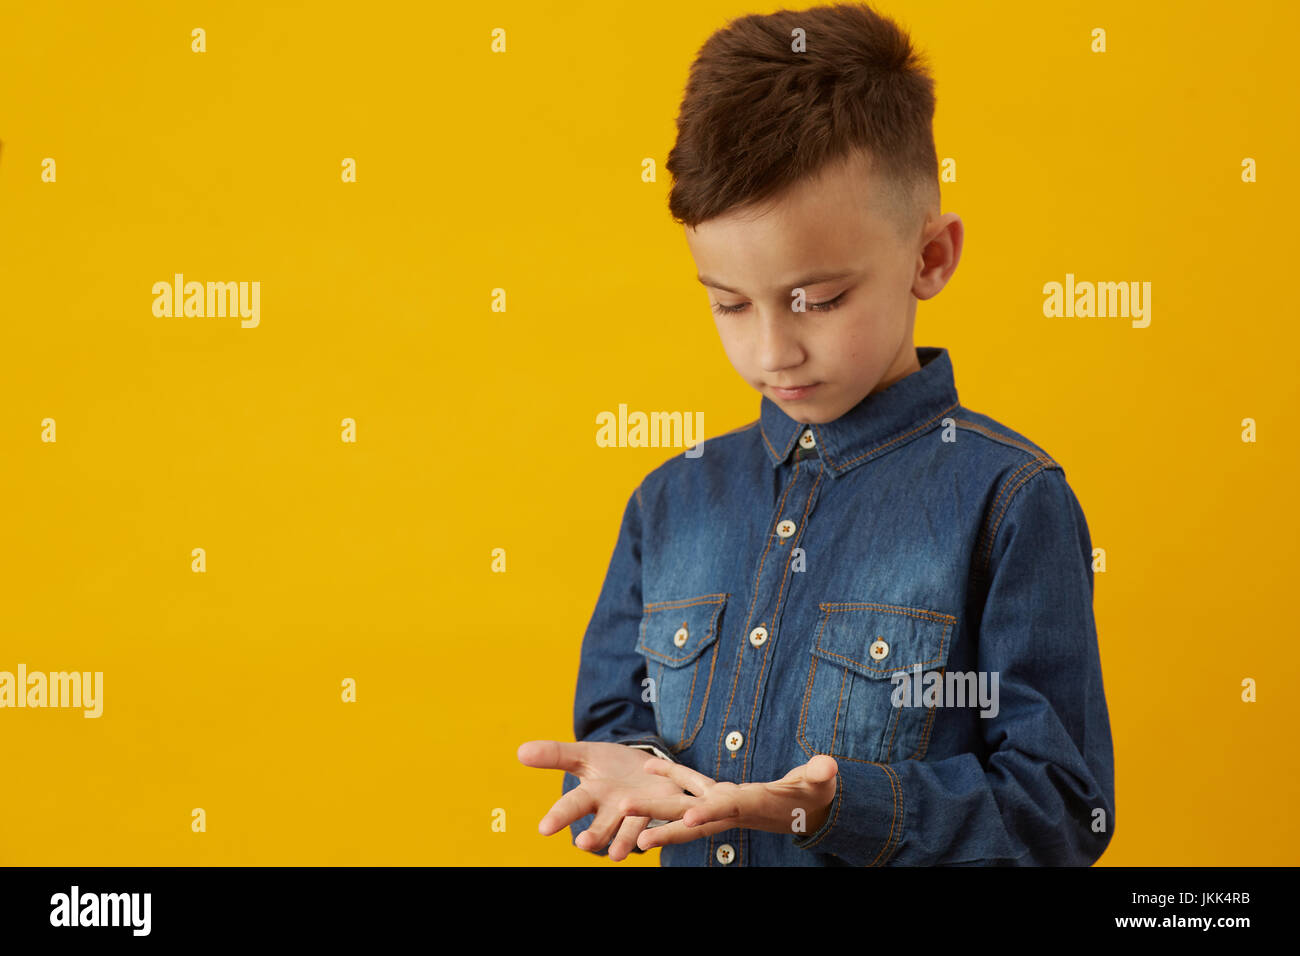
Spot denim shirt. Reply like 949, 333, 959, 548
564, 346, 1115, 866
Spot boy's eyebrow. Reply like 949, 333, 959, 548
696, 270, 857, 294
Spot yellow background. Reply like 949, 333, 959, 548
1, 0, 1296, 865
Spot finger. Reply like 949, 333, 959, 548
636, 815, 736, 849
804, 754, 839, 784
626, 791, 741, 829
619, 792, 700, 821
644, 759, 718, 795
537, 787, 597, 836
517, 740, 588, 775
608, 815, 649, 862
575, 802, 625, 854
679, 792, 744, 829
777, 754, 839, 787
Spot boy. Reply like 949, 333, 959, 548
518, 1, 1114, 866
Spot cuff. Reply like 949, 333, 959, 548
791, 761, 905, 866
623, 742, 674, 763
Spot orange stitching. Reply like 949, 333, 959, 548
831, 666, 847, 752
978, 458, 1045, 549
835, 400, 960, 470
741, 457, 825, 781
883, 686, 901, 761
642, 598, 733, 749
680, 633, 699, 745
816, 601, 956, 625
868, 763, 902, 865
886, 764, 904, 861
797, 649, 818, 757
642, 593, 728, 612
979, 461, 1054, 573
986, 461, 1053, 550
865, 764, 899, 865
802, 614, 926, 760
798, 605, 952, 766
813, 605, 952, 675
816, 646, 946, 674
795, 603, 836, 756
654, 660, 665, 743
715, 469, 800, 779
678, 640, 722, 751
637, 628, 718, 667
635, 597, 728, 750
758, 419, 782, 460
907, 664, 944, 759
983, 458, 1046, 532
951, 418, 1059, 464
976, 457, 1059, 574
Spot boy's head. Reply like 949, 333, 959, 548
667, 2, 962, 425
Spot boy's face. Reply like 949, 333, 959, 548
685, 151, 961, 425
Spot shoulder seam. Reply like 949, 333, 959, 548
951, 417, 1059, 468
974, 457, 1061, 578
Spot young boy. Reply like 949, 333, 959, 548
518, 1, 1114, 866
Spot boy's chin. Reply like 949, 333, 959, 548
769, 395, 838, 424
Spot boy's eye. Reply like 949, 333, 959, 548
710, 291, 847, 316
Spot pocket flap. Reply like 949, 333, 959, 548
811, 602, 955, 680
637, 593, 728, 668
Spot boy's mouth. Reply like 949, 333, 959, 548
770, 383, 820, 400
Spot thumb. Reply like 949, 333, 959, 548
804, 754, 839, 784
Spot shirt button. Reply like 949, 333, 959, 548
748, 626, 768, 647
725, 731, 744, 752
869, 638, 890, 661
673, 625, 689, 648
799, 429, 816, 449
776, 519, 796, 538
716, 843, 736, 865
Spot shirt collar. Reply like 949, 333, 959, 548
758, 346, 960, 477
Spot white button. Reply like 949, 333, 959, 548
749, 626, 768, 648
673, 625, 689, 648
725, 731, 744, 751
716, 843, 735, 864
776, 519, 796, 538
799, 429, 816, 449
869, 638, 890, 661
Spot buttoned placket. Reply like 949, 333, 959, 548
707, 427, 824, 865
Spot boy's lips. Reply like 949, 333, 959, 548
770, 382, 820, 399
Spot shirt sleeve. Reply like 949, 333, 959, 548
792, 465, 1116, 865
562, 483, 679, 854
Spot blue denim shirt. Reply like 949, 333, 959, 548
564, 346, 1115, 866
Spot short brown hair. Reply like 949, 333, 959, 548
666, 2, 939, 239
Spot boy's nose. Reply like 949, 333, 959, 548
757, 315, 806, 371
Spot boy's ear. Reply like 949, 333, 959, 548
913, 213, 963, 300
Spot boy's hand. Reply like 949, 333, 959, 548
619, 754, 840, 850
516, 739, 690, 861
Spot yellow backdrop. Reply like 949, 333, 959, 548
1, 0, 1296, 865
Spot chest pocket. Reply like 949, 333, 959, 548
796, 601, 955, 764
635, 593, 728, 754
